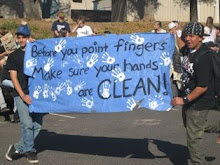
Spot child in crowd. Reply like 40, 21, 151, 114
72, 17, 94, 37
51, 11, 70, 38
151, 21, 166, 33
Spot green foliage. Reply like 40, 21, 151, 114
29, 24, 51, 39
29, 24, 39, 32
32, 30, 51, 40
0, 19, 174, 39
0, 21, 18, 30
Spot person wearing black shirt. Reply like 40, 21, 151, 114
51, 11, 70, 38
171, 22, 220, 165
5, 24, 43, 164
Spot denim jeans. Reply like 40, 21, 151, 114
14, 96, 43, 153
182, 106, 220, 165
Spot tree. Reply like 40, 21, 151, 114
22, 0, 42, 19
113, 0, 216, 22
190, 0, 197, 21
112, 0, 160, 22
176, 0, 216, 22
142, 0, 160, 21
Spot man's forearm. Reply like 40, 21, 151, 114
187, 86, 208, 102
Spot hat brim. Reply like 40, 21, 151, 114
203, 33, 210, 36
16, 32, 30, 37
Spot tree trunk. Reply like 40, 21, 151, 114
22, 0, 42, 19
142, 0, 155, 21
59, 0, 71, 19
112, 0, 127, 21
190, 0, 198, 22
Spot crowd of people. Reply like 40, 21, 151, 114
0, 11, 219, 164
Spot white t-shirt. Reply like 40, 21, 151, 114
151, 29, 166, 33
76, 25, 93, 37
203, 26, 217, 43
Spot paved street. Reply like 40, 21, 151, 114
0, 107, 219, 165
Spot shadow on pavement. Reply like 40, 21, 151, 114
36, 129, 189, 165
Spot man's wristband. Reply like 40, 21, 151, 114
182, 96, 189, 104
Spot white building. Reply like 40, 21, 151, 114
71, 0, 111, 11
112, 0, 220, 23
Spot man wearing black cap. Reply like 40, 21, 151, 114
171, 22, 220, 165
5, 24, 44, 164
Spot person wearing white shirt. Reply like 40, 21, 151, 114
151, 21, 166, 33
72, 17, 93, 37
203, 16, 218, 43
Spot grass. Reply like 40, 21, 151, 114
0, 18, 179, 39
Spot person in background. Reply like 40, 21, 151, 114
71, 17, 94, 37
2, 64, 19, 123
0, 87, 11, 121
172, 20, 181, 29
0, 28, 15, 122
0, 28, 14, 68
171, 21, 220, 165
206, 41, 219, 53
168, 22, 182, 96
5, 23, 44, 164
172, 20, 183, 39
215, 24, 220, 47
168, 22, 176, 34
103, 30, 111, 36
51, 11, 70, 38
203, 16, 218, 44
151, 21, 166, 33
59, 28, 68, 38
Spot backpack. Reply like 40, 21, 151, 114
195, 45, 220, 110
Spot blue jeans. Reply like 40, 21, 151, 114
14, 96, 43, 153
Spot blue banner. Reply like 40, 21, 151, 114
24, 33, 174, 113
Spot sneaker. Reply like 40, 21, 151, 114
26, 152, 39, 164
1, 107, 10, 113
5, 144, 22, 161
12, 111, 20, 123
3, 113, 12, 122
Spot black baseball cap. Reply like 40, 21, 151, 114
184, 22, 210, 37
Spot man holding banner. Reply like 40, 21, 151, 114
5, 24, 44, 164
171, 22, 220, 165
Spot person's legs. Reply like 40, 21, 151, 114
31, 113, 44, 139
204, 120, 220, 133
186, 109, 208, 165
13, 96, 32, 153
204, 115, 220, 145
2, 79, 17, 111
0, 87, 8, 110
13, 96, 43, 153
0, 87, 11, 121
